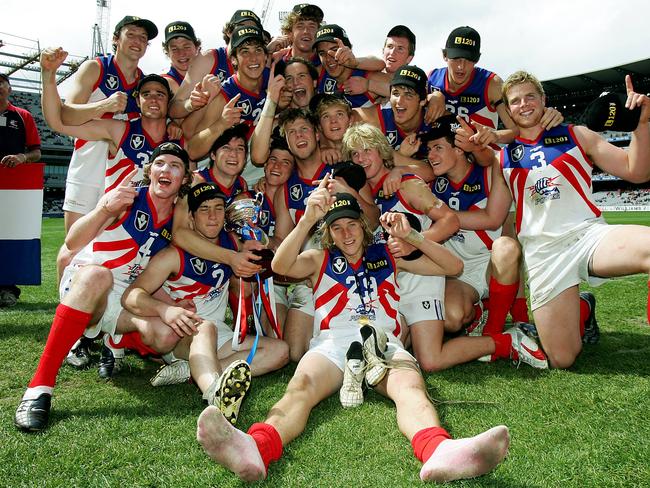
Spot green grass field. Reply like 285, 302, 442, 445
1, 213, 649, 487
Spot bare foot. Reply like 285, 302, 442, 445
420, 425, 510, 483
196, 405, 266, 482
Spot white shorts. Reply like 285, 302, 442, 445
63, 140, 109, 214
212, 321, 234, 350
306, 328, 414, 372
457, 252, 491, 300
274, 283, 290, 309
397, 273, 446, 325
524, 219, 616, 310
288, 282, 314, 316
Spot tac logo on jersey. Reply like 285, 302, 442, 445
422, 300, 431, 309
510, 144, 524, 163
105, 74, 119, 91
190, 257, 207, 275
130, 134, 145, 150
332, 256, 348, 274
324, 79, 337, 93
289, 184, 303, 201
216, 69, 227, 83
237, 99, 253, 116
434, 177, 449, 194
134, 210, 150, 231
386, 131, 398, 146
259, 210, 270, 227
450, 231, 466, 244
527, 176, 561, 205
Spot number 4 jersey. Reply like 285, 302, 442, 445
500, 124, 601, 242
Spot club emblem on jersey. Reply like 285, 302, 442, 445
105, 74, 119, 91
289, 184, 303, 201
130, 134, 145, 150
386, 131, 398, 146
324, 79, 337, 93
434, 177, 449, 194
332, 256, 348, 274
527, 176, 561, 205
190, 257, 207, 275
259, 210, 270, 227
422, 300, 431, 309
237, 99, 253, 116
134, 210, 150, 231
216, 69, 227, 83
510, 144, 525, 163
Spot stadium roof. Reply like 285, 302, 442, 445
542, 58, 650, 109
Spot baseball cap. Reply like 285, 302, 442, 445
386, 25, 416, 51
332, 161, 367, 192
324, 192, 362, 225
421, 114, 462, 143
114, 15, 158, 40
229, 9, 262, 28
210, 123, 249, 153
230, 25, 265, 50
150, 142, 190, 171
582, 92, 642, 132
188, 182, 227, 213
292, 4, 324, 22
136, 73, 171, 98
390, 64, 427, 99
164, 21, 197, 44
445, 26, 480, 62
313, 24, 351, 49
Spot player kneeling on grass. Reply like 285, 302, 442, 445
195, 174, 510, 483
121, 182, 289, 424
15, 143, 191, 433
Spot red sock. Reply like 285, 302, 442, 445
483, 278, 519, 335
411, 426, 452, 463
647, 282, 650, 325
510, 297, 530, 323
29, 304, 92, 388
112, 332, 158, 357
247, 422, 283, 471
579, 296, 590, 338
491, 333, 512, 360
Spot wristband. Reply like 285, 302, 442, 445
404, 229, 424, 246
261, 99, 277, 119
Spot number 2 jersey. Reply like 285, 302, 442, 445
500, 124, 601, 244
162, 231, 236, 322
431, 163, 501, 260
313, 244, 401, 338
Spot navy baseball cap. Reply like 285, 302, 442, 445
445, 26, 480, 62
136, 74, 171, 98
313, 24, 351, 49
188, 183, 227, 213
325, 192, 362, 225
390, 64, 427, 99
583, 92, 642, 132
114, 15, 158, 40
164, 21, 197, 44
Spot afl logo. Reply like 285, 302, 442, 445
134, 210, 149, 231
130, 134, 145, 150
434, 177, 449, 194
190, 257, 207, 275
290, 184, 303, 201
237, 99, 252, 116
105, 74, 119, 91
259, 210, 270, 227
510, 144, 524, 163
332, 256, 348, 274
386, 131, 398, 146
324, 79, 337, 93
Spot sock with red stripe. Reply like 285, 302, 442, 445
579, 295, 591, 338
29, 304, 92, 388
411, 426, 452, 463
510, 297, 530, 323
490, 333, 513, 360
483, 278, 519, 335
647, 281, 650, 325
247, 422, 283, 471
111, 331, 158, 357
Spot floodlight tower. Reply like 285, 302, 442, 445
91, 0, 111, 57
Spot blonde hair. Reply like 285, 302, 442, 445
319, 213, 375, 250
342, 123, 394, 169
502, 70, 545, 107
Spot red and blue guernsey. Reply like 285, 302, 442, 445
431, 164, 501, 256
284, 163, 331, 225
105, 118, 183, 193
195, 168, 247, 205
501, 124, 600, 243
89, 187, 173, 288
162, 65, 184, 86
427, 66, 498, 129
375, 101, 430, 157
210, 47, 236, 83
220, 68, 270, 139
163, 231, 237, 320
313, 244, 400, 336
317, 69, 377, 108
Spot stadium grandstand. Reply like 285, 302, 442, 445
2, 31, 649, 212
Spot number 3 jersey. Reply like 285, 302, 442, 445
500, 124, 601, 243
73, 187, 174, 290
313, 244, 401, 337
431, 164, 501, 259
163, 231, 237, 322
